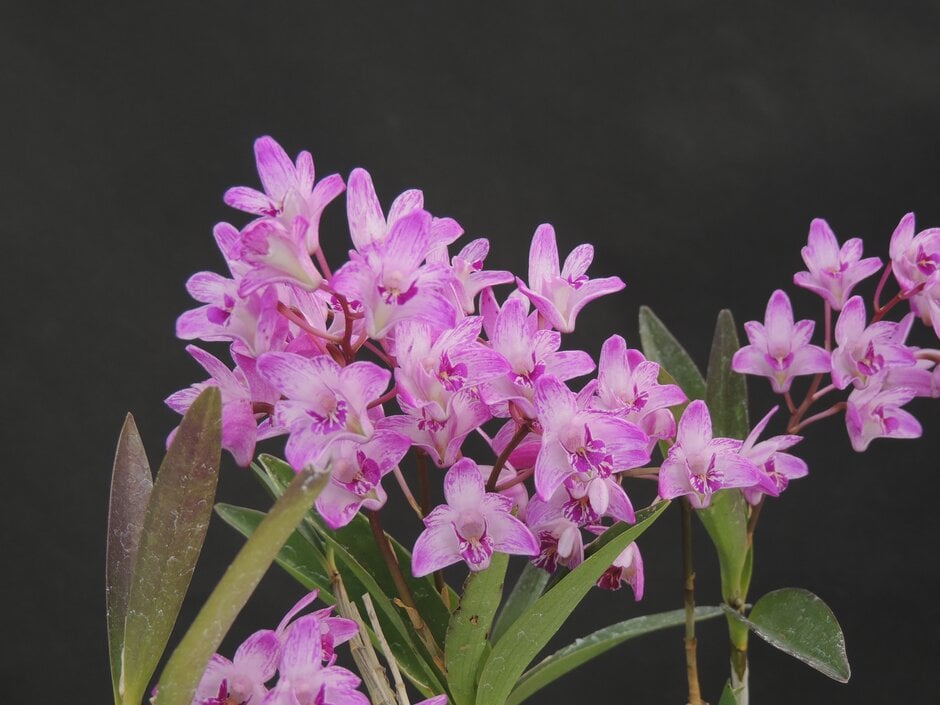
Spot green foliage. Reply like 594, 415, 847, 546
638, 305, 706, 400
507, 607, 723, 705
118, 388, 222, 705
445, 553, 509, 705
474, 501, 669, 705
724, 589, 850, 682
491, 562, 550, 644
106, 414, 154, 705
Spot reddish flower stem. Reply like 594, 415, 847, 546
276, 302, 343, 343
790, 401, 847, 433
367, 386, 399, 409
873, 262, 893, 312
680, 498, 705, 705
486, 423, 530, 492
494, 466, 534, 492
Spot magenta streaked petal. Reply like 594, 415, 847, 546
545, 350, 596, 381
658, 456, 691, 499
186, 271, 234, 304
535, 440, 574, 499
388, 188, 424, 224
258, 352, 338, 400
605, 481, 636, 523
561, 243, 594, 279
528, 224, 560, 291
294, 150, 315, 193
233, 629, 280, 682
347, 168, 386, 250
412, 524, 459, 577
431, 216, 464, 245
279, 614, 323, 676
487, 511, 539, 556
341, 362, 392, 409
534, 376, 577, 430
675, 400, 712, 452
254, 136, 296, 202
714, 453, 760, 488
443, 458, 486, 510
224, 186, 276, 215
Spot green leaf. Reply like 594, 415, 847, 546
705, 309, 749, 440
214, 504, 335, 601
475, 501, 669, 705
257, 454, 456, 641
638, 305, 706, 400
120, 388, 222, 705
250, 455, 449, 697
491, 561, 550, 643
723, 588, 850, 682
156, 466, 330, 705
507, 606, 723, 705
697, 489, 749, 605
446, 554, 509, 705
106, 414, 154, 705
718, 680, 739, 705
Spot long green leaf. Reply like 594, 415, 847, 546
446, 553, 509, 705
155, 466, 330, 705
475, 501, 669, 705
705, 309, 749, 439
106, 414, 154, 705
214, 504, 335, 601
723, 588, 850, 682
638, 305, 706, 400
259, 454, 456, 635
120, 388, 222, 705
507, 606, 723, 705
491, 562, 550, 643
718, 680, 739, 705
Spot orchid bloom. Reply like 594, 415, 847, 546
257, 352, 391, 469
224, 135, 345, 254
275, 591, 358, 667
480, 293, 595, 418
830, 296, 916, 390
889, 212, 940, 336
345, 167, 462, 253
591, 335, 687, 444
262, 615, 369, 705
597, 543, 644, 600
658, 400, 761, 509
731, 289, 831, 394
427, 237, 514, 314
792, 218, 883, 310
533, 375, 650, 500
331, 209, 457, 339
845, 383, 922, 452
516, 224, 625, 333
192, 630, 280, 705
739, 406, 808, 506
313, 432, 411, 529
411, 459, 539, 575
166, 345, 280, 466
236, 216, 324, 296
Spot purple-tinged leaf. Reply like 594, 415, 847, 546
155, 464, 330, 705
120, 387, 222, 705
106, 414, 153, 705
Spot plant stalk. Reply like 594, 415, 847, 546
681, 499, 706, 705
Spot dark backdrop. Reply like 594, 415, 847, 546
4, 2, 940, 703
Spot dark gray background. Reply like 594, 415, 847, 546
4, 1, 940, 702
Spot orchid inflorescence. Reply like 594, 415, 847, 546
161, 136, 939, 705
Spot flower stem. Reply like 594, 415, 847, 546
486, 423, 530, 492
276, 302, 343, 344
681, 498, 706, 705
791, 401, 847, 433
365, 510, 445, 669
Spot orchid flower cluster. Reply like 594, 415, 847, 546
732, 216, 940, 453
107, 135, 939, 705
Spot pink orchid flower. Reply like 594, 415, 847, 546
224, 135, 345, 254
411, 459, 539, 575
732, 289, 831, 394
793, 218, 882, 310
739, 406, 808, 506
597, 543, 644, 600
192, 630, 280, 705
831, 296, 916, 390
658, 400, 761, 509
516, 224, 625, 333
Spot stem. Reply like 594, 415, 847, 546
790, 401, 847, 433
368, 386, 399, 409
364, 340, 397, 367
365, 510, 445, 669
416, 450, 432, 516
873, 262, 893, 312
494, 466, 534, 492
873, 280, 925, 322
787, 372, 824, 433
681, 499, 706, 705
276, 302, 343, 344
823, 302, 833, 352
783, 391, 797, 415
362, 593, 410, 705
486, 423, 530, 492
391, 466, 423, 519
315, 249, 333, 280
746, 497, 764, 550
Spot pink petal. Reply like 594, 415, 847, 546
224, 186, 276, 215
346, 168, 386, 250
676, 400, 712, 451
254, 136, 296, 201
561, 243, 594, 279
387, 188, 424, 224
487, 512, 539, 556
528, 224, 560, 291
234, 629, 280, 682
443, 458, 486, 510
412, 524, 460, 577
